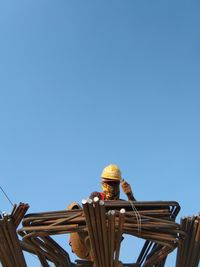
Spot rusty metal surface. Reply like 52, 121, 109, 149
0, 200, 199, 267
18, 200, 184, 266
175, 214, 200, 267
80, 199, 184, 267
0, 203, 28, 267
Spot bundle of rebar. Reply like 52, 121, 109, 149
17, 200, 184, 267
0, 203, 71, 267
1, 200, 199, 267
19, 209, 85, 237
19, 201, 180, 238
175, 214, 200, 267
18, 208, 78, 266
82, 199, 184, 267
104, 200, 180, 220
0, 213, 27, 267
21, 235, 71, 267
82, 197, 125, 267
11, 202, 29, 227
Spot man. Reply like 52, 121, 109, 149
90, 164, 136, 201
69, 164, 136, 263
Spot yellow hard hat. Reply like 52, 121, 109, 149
101, 164, 122, 181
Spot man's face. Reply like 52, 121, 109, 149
102, 180, 120, 200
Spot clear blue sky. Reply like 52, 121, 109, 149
0, 1, 200, 266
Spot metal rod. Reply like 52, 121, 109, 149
114, 208, 125, 267
82, 199, 99, 267
93, 197, 106, 267
99, 200, 109, 267
108, 210, 115, 267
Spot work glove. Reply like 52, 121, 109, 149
121, 179, 136, 201
121, 179, 132, 195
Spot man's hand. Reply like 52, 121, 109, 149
121, 179, 132, 195
121, 179, 136, 201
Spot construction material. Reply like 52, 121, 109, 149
0, 200, 199, 267
0, 205, 28, 267
175, 214, 200, 267
18, 200, 184, 266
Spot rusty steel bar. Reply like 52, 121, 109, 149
0, 220, 13, 267
2, 216, 18, 266
87, 199, 102, 267
104, 200, 180, 215
82, 199, 99, 267
136, 240, 153, 265
175, 215, 200, 267
175, 216, 186, 267
114, 208, 125, 267
29, 236, 71, 267
39, 236, 71, 266
37, 253, 50, 267
6, 217, 27, 267
108, 210, 115, 267
0, 214, 27, 267
93, 197, 106, 267
99, 200, 109, 267
185, 218, 198, 267
191, 217, 200, 267
21, 238, 69, 267
143, 246, 173, 267
12, 203, 29, 228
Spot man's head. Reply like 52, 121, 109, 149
101, 164, 121, 200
